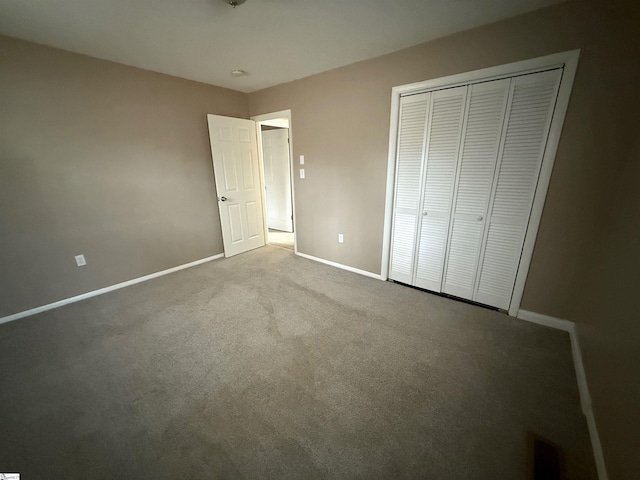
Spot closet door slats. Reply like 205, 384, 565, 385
474, 69, 562, 308
389, 94, 430, 283
390, 68, 562, 312
441, 79, 511, 299
394, 99, 430, 210
414, 87, 467, 291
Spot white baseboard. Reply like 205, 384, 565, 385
516, 309, 574, 332
517, 310, 608, 480
0, 253, 224, 326
295, 252, 383, 280
585, 406, 608, 480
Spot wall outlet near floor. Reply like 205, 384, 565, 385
75, 254, 87, 266
338, 234, 344, 243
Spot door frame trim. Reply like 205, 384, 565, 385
380, 50, 581, 316
251, 109, 297, 254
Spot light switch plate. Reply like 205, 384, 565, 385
338, 234, 344, 243
300, 155, 305, 165
300, 168, 305, 179
75, 254, 87, 266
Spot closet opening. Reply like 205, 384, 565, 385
380, 50, 580, 316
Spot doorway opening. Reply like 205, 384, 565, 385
252, 110, 296, 252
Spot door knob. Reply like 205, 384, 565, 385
477, 215, 483, 221
423, 211, 428, 216
219, 196, 227, 202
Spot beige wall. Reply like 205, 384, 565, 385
0, 35, 248, 317
573, 4, 640, 479
576, 143, 640, 480
248, 2, 639, 478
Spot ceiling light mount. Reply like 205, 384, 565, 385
231, 69, 247, 77
224, 0, 246, 7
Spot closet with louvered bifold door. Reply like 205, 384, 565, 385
389, 68, 562, 310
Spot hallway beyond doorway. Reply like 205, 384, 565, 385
268, 229, 294, 250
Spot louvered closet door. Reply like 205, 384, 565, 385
389, 93, 430, 284
414, 86, 467, 291
441, 79, 511, 300
474, 69, 562, 309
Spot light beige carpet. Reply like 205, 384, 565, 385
0, 246, 596, 479
268, 229, 294, 250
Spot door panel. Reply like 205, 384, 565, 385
413, 86, 468, 291
389, 93, 431, 284
414, 213, 449, 291
441, 79, 510, 300
246, 201, 260, 239
442, 217, 484, 298
222, 153, 238, 191
474, 220, 523, 307
474, 69, 562, 308
207, 114, 266, 257
228, 204, 243, 243
241, 151, 255, 189
390, 212, 418, 281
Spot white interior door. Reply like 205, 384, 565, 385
261, 129, 293, 232
388, 93, 431, 284
413, 86, 468, 292
474, 69, 562, 309
441, 79, 511, 300
207, 114, 266, 257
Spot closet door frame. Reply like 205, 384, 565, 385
381, 49, 580, 316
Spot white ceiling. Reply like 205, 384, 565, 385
0, 0, 563, 93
